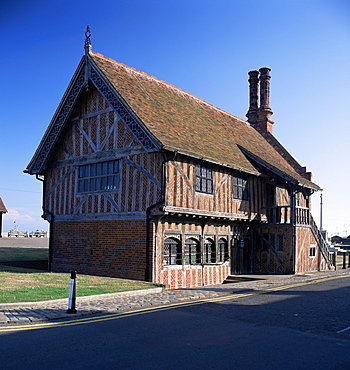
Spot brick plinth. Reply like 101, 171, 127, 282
51, 219, 149, 281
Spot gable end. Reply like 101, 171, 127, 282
89, 58, 159, 152
26, 56, 161, 175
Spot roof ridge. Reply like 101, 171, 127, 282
90, 51, 247, 125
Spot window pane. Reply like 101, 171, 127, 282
90, 164, 96, 177
201, 178, 207, 193
113, 175, 118, 190
89, 178, 95, 192
107, 176, 113, 190
102, 162, 108, 175
114, 161, 119, 173
95, 177, 101, 191
196, 177, 201, 191
101, 176, 107, 190
207, 179, 212, 194
84, 179, 89, 192
96, 163, 101, 176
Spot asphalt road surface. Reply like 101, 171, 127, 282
1, 275, 350, 369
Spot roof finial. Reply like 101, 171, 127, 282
84, 25, 92, 54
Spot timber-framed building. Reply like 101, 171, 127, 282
25, 31, 333, 288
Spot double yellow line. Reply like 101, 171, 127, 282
0, 274, 347, 333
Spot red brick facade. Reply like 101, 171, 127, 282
51, 219, 149, 281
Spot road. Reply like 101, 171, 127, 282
1, 275, 350, 369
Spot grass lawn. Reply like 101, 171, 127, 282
0, 265, 161, 303
0, 247, 48, 261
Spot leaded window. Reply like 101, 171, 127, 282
185, 238, 201, 264
218, 238, 228, 262
195, 164, 213, 194
204, 238, 216, 263
78, 160, 119, 193
232, 174, 249, 200
163, 238, 182, 265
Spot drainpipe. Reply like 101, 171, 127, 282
36, 174, 53, 271
145, 150, 178, 282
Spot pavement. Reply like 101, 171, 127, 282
1, 269, 350, 325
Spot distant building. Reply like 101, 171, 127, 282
331, 235, 350, 245
0, 198, 7, 237
25, 31, 333, 288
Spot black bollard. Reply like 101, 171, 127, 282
67, 270, 77, 314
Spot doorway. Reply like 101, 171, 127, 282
231, 235, 252, 274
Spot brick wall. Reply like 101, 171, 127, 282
51, 219, 149, 281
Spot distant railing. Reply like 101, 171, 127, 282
266, 206, 309, 225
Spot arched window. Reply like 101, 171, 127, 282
204, 238, 216, 263
218, 238, 228, 262
163, 237, 181, 265
185, 238, 201, 264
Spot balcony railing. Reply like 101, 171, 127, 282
267, 206, 310, 225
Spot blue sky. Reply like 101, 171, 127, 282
1, 0, 349, 236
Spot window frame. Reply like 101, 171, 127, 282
195, 163, 213, 194
77, 160, 120, 194
163, 237, 182, 265
204, 238, 216, 263
185, 238, 201, 264
309, 245, 316, 257
232, 174, 249, 201
218, 238, 228, 262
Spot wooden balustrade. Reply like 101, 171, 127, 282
266, 206, 309, 225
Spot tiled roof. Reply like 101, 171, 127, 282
90, 51, 319, 189
0, 197, 7, 213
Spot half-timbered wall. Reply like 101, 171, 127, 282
165, 156, 266, 220
252, 225, 293, 274
295, 226, 327, 273
155, 219, 230, 289
45, 87, 162, 280
44, 87, 162, 219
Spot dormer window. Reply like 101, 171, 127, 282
77, 160, 119, 193
195, 164, 213, 194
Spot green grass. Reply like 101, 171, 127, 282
0, 247, 48, 261
0, 265, 161, 303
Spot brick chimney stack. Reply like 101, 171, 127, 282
246, 67, 274, 134
246, 70, 259, 124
